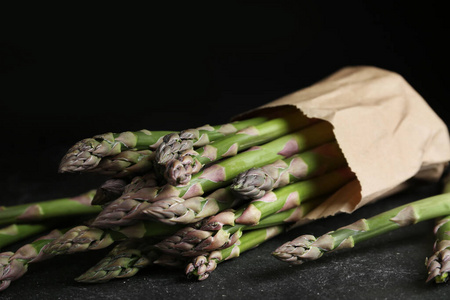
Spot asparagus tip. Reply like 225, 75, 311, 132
185, 255, 217, 281
272, 234, 323, 265
0, 252, 29, 291
58, 139, 104, 173
426, 248, 450, 283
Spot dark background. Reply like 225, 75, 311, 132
1, 2, 450, 299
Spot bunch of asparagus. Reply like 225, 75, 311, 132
1, 108, 356, 288
1, 107, 448, 291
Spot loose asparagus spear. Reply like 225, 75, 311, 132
0, 228, 66, 291
185, 225, 285, 281
154, 116, 270, 181
43, 221, 184, 256
159, 112, 316, 185
231, 140, 346, 199
0, 190, 101, 226
75, 238, 185, 283
426, 216, 450, 283
91, 121, 335, 228
155, 197, 324, 256
272, 179, 450, 265
59, 130, 173, 173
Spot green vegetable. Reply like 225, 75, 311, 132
185, 225, 285, 281
272, 179, 450, 265
91, 121, 335, 229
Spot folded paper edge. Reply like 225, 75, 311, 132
233, 66, 450, 217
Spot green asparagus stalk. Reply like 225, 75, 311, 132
59, 130, 173, 173
91, 121, 335, 228
155, 197, 324, 257
154, 117, 270, 181
231, 140, 346, 199
159, 112, 316, 185
75, 238, 185, 283
185, 225, 285, 281
200, 167, 355, 231
0, 223, 56, 250
143, 187, 240, 225
144, 141, 346, 225
88, 150, 155, 178
43, 221, 184, 256
0, 228, 66, 291
426, 216, 450, 283
272, 179, 450, 265
0, 190, 101, 226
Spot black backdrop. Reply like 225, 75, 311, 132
1, 2, 450, 299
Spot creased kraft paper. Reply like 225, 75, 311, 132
238, 66, 450, 221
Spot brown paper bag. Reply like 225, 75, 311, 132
238, 66, 450, 221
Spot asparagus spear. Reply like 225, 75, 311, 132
159, 112, 316, 185
426, 215, 450, 283
0, 228, 66, 291
200, 167, 355, 231
59, 130, 173, 173
145, 141, 346, 225
231, 140, 346, 199
43, 221, 184, 256
185, 225, 285, 281
272, 179, 450, 265
143, 187, 240, 225
0, 223, 56, 250
90, 174, 160, 226
0, 190, 101, 226
92, 178, 130, 206
88, 150, 155, 178
155, 197, 324, 256
75, 238, 185, 283
91, 121, 335, 228
154, 116, 270, 181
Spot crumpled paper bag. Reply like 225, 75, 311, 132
237, 66, 450, 221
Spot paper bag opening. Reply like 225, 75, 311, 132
235, 66, 450, 220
